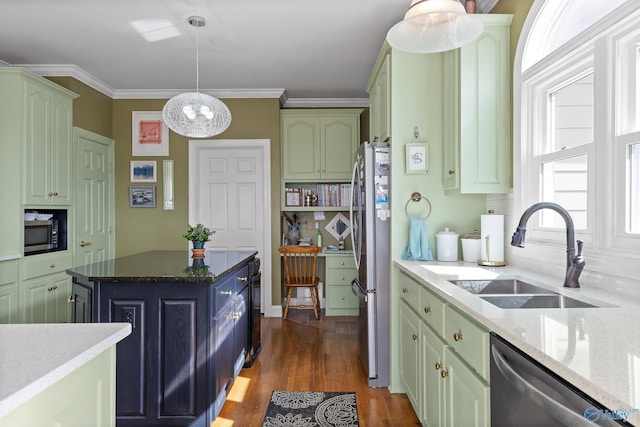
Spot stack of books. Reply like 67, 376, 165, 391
298, 238, 312, 246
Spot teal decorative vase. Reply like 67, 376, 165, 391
192, 241, 205, 249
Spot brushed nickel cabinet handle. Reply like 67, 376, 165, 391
454, 331, 463, 342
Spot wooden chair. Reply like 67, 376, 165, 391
279, 245, 322, 319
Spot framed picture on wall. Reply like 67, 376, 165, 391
129, 186, 156, 208
406, 143, 429, 174
130, 160, 157, 183
285, 189, 302, 207
132, 111, 169, 156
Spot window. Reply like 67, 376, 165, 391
517, 1, 640, 279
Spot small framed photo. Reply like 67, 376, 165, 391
129, 186, 156, 208
132, 111, 169, 156
406, 143, 429, 174
130, 160, 157, 183
285, 190, 302, 207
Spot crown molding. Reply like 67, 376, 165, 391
282, 98, 370, 108
113, 88, 286, 100
15, 64, 117, 97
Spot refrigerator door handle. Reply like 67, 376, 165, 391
349, 160, 360, 270
351, 279, 367, 303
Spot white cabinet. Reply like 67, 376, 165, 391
0, 260, 19, 324
399, 272, 490, 427
442, 15, 513, 194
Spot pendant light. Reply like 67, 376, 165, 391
386, 0, 484, 54
162, 16, 231, 138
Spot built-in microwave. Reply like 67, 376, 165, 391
24, 219, 59, 254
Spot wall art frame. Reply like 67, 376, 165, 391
405, 143, 429, 174
129, 186, 156, 208
130, 160, 157, 183
132, 111, 169, 156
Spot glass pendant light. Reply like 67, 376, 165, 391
386, 0, 484, 54
162, 16, 231, 138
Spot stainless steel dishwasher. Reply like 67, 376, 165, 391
490, 334, 631, 426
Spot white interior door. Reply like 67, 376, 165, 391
189, 139, 272, 315
73, 127, 114, 266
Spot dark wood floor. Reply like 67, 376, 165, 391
212, 309, 420, 426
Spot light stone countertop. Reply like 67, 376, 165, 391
394, 259, 640, 425
0, 322, 131, 417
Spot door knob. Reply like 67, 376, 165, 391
80, 241, 92, 247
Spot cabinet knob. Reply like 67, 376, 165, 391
68, 296, 75, 304
238, 276, 248, 282
53, 192, 58, 196
221, 290, 233, 296
53, 285, 57, 290
453, 331, 463, 342
80, 241, 92, 247
340, 276, 345, 280
441, 370, 449, 379
448, 170, 455, 175
48, 287, 54, 292
340, 261, 345, 265
341, 296, 345, 300
424, 305, 432, 314
50, 264, 56, 268
435, 362, 442, 370
412, 334, 418, 341
48, 192, 53, 196
402, 288, 408, 293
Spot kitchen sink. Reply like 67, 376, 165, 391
449, 279, 551, 295
448, 278, 603, 309
479, 294, 597, 309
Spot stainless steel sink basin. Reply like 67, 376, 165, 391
448, 278, 603, 309
449, 279, 552, 295
480, 294, 597, 309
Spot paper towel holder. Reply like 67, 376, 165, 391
478, 210, 506, 267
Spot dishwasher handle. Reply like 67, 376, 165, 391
491, 344, 590, 425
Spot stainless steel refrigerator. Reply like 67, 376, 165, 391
349, 141, 390, 388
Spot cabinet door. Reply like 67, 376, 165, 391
51, 273, 71, 322
70, 281, 92, 323
442, 346, 490, 427
0, 261, 19, 324
421, 323, 445, 427
281, 115, 321, 180
320, 115, 359, 180
399, 301, 420, 410
22, 272, 70, 323
214, 303, 235, 398
370, 54, 390, 144
23, 77, 52, 205
233, 287, 249, 376
49, 92, 74, 205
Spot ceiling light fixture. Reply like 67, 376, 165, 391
162, 16, 231, 138
386, 0, 484, 54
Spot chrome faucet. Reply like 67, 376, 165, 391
511, 202, 585, 288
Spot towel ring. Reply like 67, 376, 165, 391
405, 192, 432, 219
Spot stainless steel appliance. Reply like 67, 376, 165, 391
491, 334, 630, 426
245, 256, 261, 367
24, 219, 60, 254
349, 141, 390, 387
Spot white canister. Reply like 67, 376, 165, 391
436, 228, 459, 262
460, 234, 481, 263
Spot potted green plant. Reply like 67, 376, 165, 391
183, 224, 214, 257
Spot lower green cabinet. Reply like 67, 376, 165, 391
399, 273, 490, 427
0, 260, 19, 324
22, 272, 71, 323
325, 255, 358, 316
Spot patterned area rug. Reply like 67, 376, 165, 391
262, 391, 359, 427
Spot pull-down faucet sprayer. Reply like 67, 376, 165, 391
511, 202, 585, 288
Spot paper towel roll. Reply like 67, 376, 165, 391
480, 211, 505, 265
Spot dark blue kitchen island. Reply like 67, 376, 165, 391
67, 250, 260, 427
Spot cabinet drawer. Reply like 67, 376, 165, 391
234, 265, 249, 293
325, 286, 358, 309
0, 261, 18, 285
419, 286, 446, 337
326, 268, 355, 286
444, 305, 489, 381
22, 252, 72, 280
214, 275, 236, 313
399, 274, 421, 313
325, 256, 355, 270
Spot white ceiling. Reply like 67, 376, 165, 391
0, 0, 494, 105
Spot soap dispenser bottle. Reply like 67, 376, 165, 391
317, 229, 322, 249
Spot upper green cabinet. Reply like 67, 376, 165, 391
0, 68, 78, 209
442, 15, 513, 194
369, 53, 390, 144
281, 109, 362, 181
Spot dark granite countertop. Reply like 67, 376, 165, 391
66, 250, 257, 283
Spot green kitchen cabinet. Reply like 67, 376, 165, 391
281, 109, 362, 182
0, 68, 77, 207
325, 255, 358, 316
21, 252, 73, 323
0, 346, 116, 427
0, 260, 19, 324
442, 15, 513, 194
399, 272, 490, 427
368, 52, 390, 144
